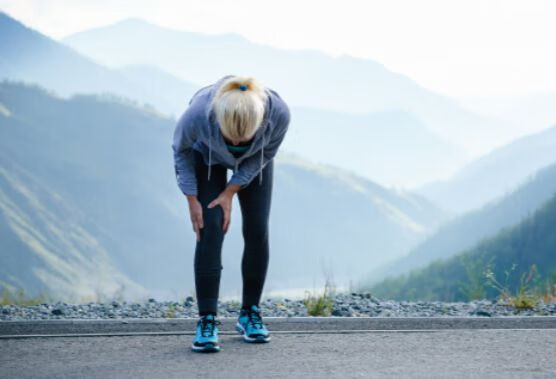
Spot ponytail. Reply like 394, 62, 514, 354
211, 76, 268, 141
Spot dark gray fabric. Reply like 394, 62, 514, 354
192, 149, 273, 315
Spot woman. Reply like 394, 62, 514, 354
172, 74, 291, 353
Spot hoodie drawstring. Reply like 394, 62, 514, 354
208, 125, 212, 181
208, 129, 265, 186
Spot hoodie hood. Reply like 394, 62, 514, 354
203, 75, 272, 186
172, 75, 290, 197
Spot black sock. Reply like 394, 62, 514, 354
199, 311, 216, 317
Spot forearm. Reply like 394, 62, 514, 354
186, 184, 240, 205
225, 183, 242, 195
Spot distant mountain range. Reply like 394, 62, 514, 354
285, 107, 465, 187
364, 162, 556, 287
61, 17, 512, 156
0, 11, 468, 187
0, 11, 199, 117
367, 190, 556, 301
419, 125, 556, 213
459, 92, 556, 138
0, 81, 446, 300
3, 10, 555, 302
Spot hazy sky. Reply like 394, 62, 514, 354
2, 0, 555, 98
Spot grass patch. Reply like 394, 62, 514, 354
485, 264, 540, 309
164, 303, 177, 319
0, 287, 53, 306
303, 276, 336, 316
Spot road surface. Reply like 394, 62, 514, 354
1, 317, 555, 378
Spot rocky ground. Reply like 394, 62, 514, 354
1, 292, 555, 320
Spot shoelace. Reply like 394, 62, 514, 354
246, 309, 264, 329
199, 317, 221, 337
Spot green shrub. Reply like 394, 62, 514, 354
303, 278, 336, 316
0, 287, 52, 306
485, 263, 540, 309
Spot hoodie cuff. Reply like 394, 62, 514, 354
227, 173, 249, 189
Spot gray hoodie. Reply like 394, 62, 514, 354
172, 74, 291, 196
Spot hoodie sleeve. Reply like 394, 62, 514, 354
227, 100, 291, 189
172, 105, 200, 197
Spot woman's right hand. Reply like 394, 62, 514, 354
187, 196, 203, 242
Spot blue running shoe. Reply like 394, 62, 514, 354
235, 304, 271, 343
192, 314, 221, 353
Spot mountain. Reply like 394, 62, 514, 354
0, 156, 146, 302
0, 11, 198, 117
1, 11, 465, 187
286, 107, 466, 187
367, 191, 556, 301
0, 81, 446, 300
0, 81, 188, 301
364, 162, 556, 287
419, 124, 556, 213
62, 17, 510, 156
458, 91, 556, 138
115, 64, 199, 117
269, 152, 448, 291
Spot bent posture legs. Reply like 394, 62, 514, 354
192, 149, 274, 315
193, 149, 227, 315
237, 159, 274, 309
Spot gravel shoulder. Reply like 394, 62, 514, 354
2, 292, 556, 321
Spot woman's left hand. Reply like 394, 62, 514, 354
208, 190, 234, 234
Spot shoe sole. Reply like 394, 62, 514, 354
235, 322, 271, 343
191, 342, 220, 353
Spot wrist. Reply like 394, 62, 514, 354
225, 184, 241, 195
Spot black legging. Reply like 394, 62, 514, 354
192, 148, 273, 315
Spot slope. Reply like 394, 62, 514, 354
368, 191, 556, 301
62, 17, 510, 155
420, 124, 556, 213
0, 11, 198, 117
0, 81, 447, 299
364, 162, 556, 286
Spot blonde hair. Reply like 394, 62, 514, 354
211, 76, 268, 141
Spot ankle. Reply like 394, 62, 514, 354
241, 304, 259, 312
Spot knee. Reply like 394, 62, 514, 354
202, 207, 225, 237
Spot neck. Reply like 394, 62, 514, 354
223, 135, 253, 146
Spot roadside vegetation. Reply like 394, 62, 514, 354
0, 287, 52, 306
303, 269, 336, 316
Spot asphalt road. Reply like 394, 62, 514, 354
1, 318, 555, 378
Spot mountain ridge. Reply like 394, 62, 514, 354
365, 161, 556, 287
419, 123, 556, 212
62, 16, 511, 156
0, 80, 446, 300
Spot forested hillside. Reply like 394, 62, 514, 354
366, 162, 556, 285
369, 192, 556, 301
